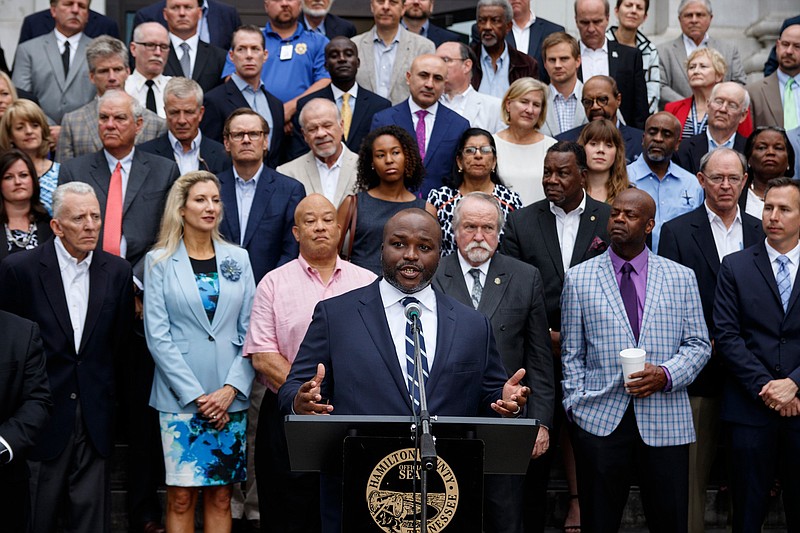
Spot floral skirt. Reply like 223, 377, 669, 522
159, 411, 247, 487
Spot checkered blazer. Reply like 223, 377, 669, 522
561, 249, 710, 446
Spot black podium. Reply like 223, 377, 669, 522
284, 415, 538, 532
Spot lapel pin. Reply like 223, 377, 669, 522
494, 277, 501, 285
590, 215, 596, 221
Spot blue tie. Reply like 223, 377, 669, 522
402, 296, 429, 413
777, 255, 792, 312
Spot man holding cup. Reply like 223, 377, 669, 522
560, 188, 711, 532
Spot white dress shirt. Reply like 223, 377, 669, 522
103, 149, 135, 260
169, 131, 202, 175
457, 251, 489, 297
125, 70, 172, 118
706, 202, 744, 261
551, 192, 586, 271
54, 30, 82, 69
54, 236, 93, 353
379, 279, 438, 386
314, 148, 345, 204
745, 188, 764, 220
580, 40, 609, 80
511, 13, 536, 56
765, 239, 800, 288
234, 163, 263, 245
409, 98, 437, 153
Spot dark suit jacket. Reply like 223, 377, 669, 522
0, 240, 133, 460
0, 219, 53, 263
133, 0, 241, 50
557, 122, 644, 164
470, 43, 539, 90
659, 206, 764, 396
370, 100, 470, 197
217, 165, 304, 283
501, 194, 611, 331
18, 9, 119, 44
714, 241, 800, 428
424, 23, 462, 48
0, 311, 51, 481
676, 132, 747, 175
291, 83, 391, 159
279, 280, 509, 417
58, 149, 180, 280
201, 79, 286, 169
301, 13, 356, 39
137, 133, 231, 175
433, 253, 554, 426
163, 40, 226, 94
578, 41, 649, 129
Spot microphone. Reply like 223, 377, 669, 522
404, 300, 422, 321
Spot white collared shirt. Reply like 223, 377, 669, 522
313, 146, 345, 204
765, 239, 800, 289
705, 202, 744, 261
408, 98, 437, 153
54, 236, 93, 353
168, 130, 202, 175
169, 32, 200, 72
550, 192, 587, 271
331, 83, 360, 116
379, 279, 438, 385
683, 33, 709, 56
103, 148, 135, 259
511, 12, 536, 55
54, 30, 82, 69
580, 39, 609, 80
457, 251, 490, 297
125, 70, 172, 118
234, 163, 263, 244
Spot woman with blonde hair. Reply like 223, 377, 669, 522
0, 71, 17, 122
494, 77, 557, 206
578, 119, 630, 204
0, 99, 58, 213
145, 170, 255, 533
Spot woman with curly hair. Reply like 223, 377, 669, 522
337, 125, 427, 274
426, 128, 522, 255
577, 119, 630, 204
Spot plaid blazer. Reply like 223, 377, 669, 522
560, 249, 710, 446
56, 98, 168, 162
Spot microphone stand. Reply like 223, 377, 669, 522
410, 312, 437, 531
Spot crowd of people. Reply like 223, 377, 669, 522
0, 0, 799, 532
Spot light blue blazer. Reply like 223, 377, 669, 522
144, 239, 256, 413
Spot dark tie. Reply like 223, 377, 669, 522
620, 262, 639, 342
61, 41, 70, 78
145, 80, 157, 113
469, 268, 482, 309
401, 296, 429, 414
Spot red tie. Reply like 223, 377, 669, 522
103, 162, 123, 256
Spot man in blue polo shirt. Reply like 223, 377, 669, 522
222, 0, 330, 125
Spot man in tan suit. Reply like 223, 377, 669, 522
277, 98, 358, 208
747, 23, 800, 130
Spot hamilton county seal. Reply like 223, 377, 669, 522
295, 42, 308, 55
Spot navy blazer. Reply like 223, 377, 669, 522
201, 79, 286, 169
715, 242, 800, 429
423, 23, 462, 47
133, 0, 241, 50
659, 206, 763, 397
371, 100, 470, 197
677, 132, 748, 176
557, 122, 644, 164
291, 84, 392, 159
300, 13, 356, 39
137, 133, 231, 175
18, 9, 119, 44
217, 166, 304, 283
0, 240, 133, 461
163, 40, 227, 94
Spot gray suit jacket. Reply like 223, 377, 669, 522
541, 80, 587, 137
56, 98, 168, 162
747, 72, 783, 129
433, 252, 554, 427
353, 27, 435, 105
58, 149, 180, 279
789, 126, 800, 180
657, 35, 746, 104
276, 144, 358, 208
11, 32, 96, 124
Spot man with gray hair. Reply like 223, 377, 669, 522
433, 191, 552, 533
658, 0, 746, 104
57, 35, 167, 162
0, 181, 134, 533
126, 22, 173, 118
471, 0, 538, 98
138, 77, 230, 175
278, 98, 358, 207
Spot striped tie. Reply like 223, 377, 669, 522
777, 255, 792, 312
402, 296, 429, 413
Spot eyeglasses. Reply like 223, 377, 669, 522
709, 98, 741, 112
703, 174, 744, 185
227, 130, 266, 141
134, 42, 170, 52
439, 57, 466, 64
462, 146, 495, 155
581, 96, 610, 107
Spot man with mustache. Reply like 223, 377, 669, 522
433, 192, 552, 533
280, 207, 531, 530
126, 22, 173, 118
626, 111, 702, 253
278, 98, 358, 207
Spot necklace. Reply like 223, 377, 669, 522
5, 222, 36, 249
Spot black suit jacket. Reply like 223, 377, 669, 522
201, 79, 286, 169
433, 253, 554, 427
557, 122, 644, 164
0, 240, 133, 460
501, 195, 611, 331
137, 133, 231, 175
577, 41, 649, 129
300, 13, 356, 39
659, 206, 764, 396
0, 311, 51, 481
291, 84, 392, 159
676, 132, 748, 175
18, 9, 119, 44
163, 40, 226, 94
423, 23, 462, 47
0, 219, 53, 263
133, 0, 241, 50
